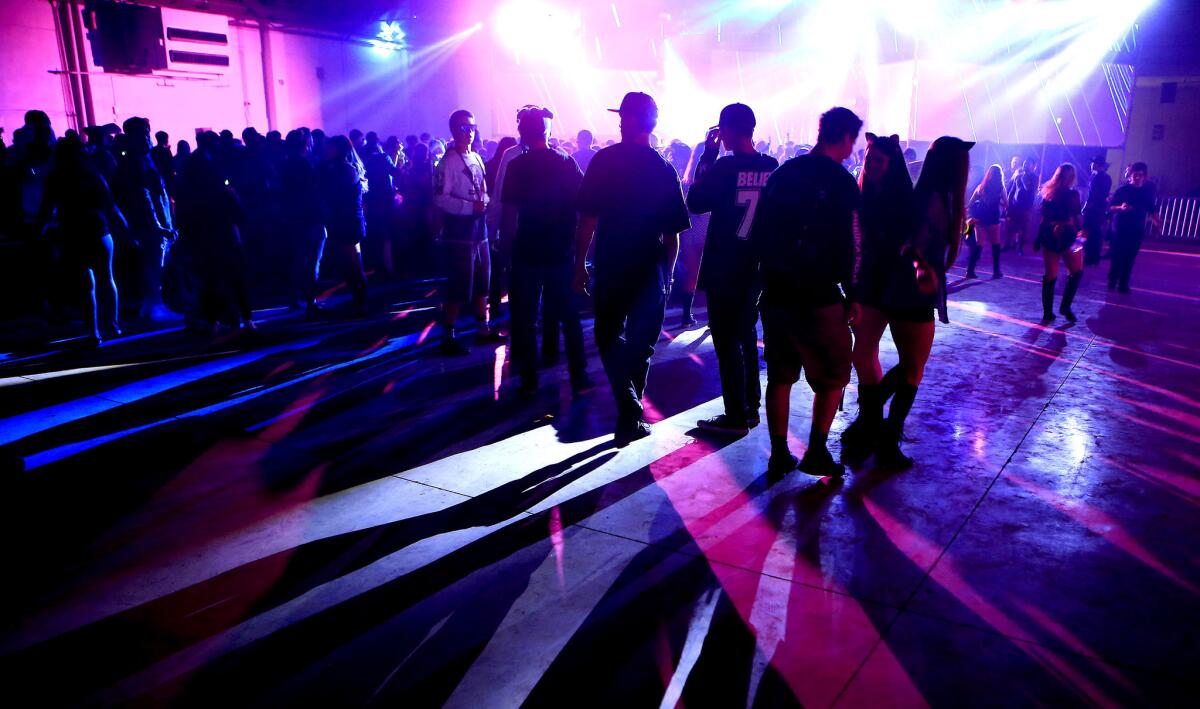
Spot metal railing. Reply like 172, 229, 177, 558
1157, 197, 1200, 240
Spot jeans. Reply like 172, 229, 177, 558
593, 275, 667, 423
510, 262, 586, 383
1082, 209, 1106, 264
1108, 233, 1142, 289
706, 284, 762, 419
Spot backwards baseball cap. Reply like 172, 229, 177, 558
718, 103, 756, 133
517, 105, 555, 137
608, 92, 658, 118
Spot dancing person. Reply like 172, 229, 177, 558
501, 105, 593, 395
574, 92, 690, 445
317, 135, 368, 314
1082, 155, 1112, 266
1006, 158, 1038, 255
177, 139, 254, 333
1108, 161, 1160, 293
280, 129, 327, 316
434, 109, 496, 354
115, 116, 175, 320
687, 103, 778, 436
840, 132, 914, 457
364, 135, 403, 278
676, 143, 709, 328
967, 164, 1007, 278
38, 135, 127, 345
875, 136, 971, 467
1035, 163, 1084, 322
752, 106, 863, 477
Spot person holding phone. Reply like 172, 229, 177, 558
686, 103, 779, 436
434, 109, 497, 355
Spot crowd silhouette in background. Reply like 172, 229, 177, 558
0, 99, 1162, 471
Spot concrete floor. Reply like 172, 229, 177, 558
0, 248, 1197, 707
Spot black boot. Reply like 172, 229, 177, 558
1041, 277, 1057, 321
1060, 271, 1082, 323
966, 244, 981, 278
680, 291, 697, 327
841, 383, 883, 458
877, 382, 918, 469
991, 244, 1003, 278
877, 365, 904, 404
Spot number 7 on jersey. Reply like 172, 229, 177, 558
734, 189, 760, 241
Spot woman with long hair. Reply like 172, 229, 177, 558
967, 164, 1008, 278
676, 142, 709, 327
39, 135, 127, 345
842, 132, 915, 457
318, 135, 369, 313
860, 136, 970, 468
1035, 163, 1084, 322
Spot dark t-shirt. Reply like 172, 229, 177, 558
1084, 171, 1112, 214
576, 142, 691, 287
502, 148, 583, 268
751, 153, 861, 308
1111, 183, 1156, 238
686, 150, 779, 292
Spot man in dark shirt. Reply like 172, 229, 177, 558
751, 106, 863, 477
574, 129, 599, 174
502, 105, 593, 395
687, 103, 778, 436
1082, 155, 1112, 265
1108, 161, 1160, 292
574, 92, 691, 445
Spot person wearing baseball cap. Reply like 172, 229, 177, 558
574, 91, 691, 445
687, 103, 779, 436
500, 105, 595, 396
1082, 153, 1112, 265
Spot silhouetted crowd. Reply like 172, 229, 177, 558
1, 99, 1162, 474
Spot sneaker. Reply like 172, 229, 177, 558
798, 447, 845, 477
745, 411, 761, 428
614, 420, 652, 447
680, 315, 698, 328
875, 440, 914, 470
696, 414, 749, 436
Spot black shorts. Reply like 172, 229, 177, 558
445, 240, 490, 303
883, 306, 935, 323
760, 303, 852, 392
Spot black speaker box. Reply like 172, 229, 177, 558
83, 1, 167, 74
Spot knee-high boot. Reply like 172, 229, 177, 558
991, 244, 1003, 278
1041, 277, 1057, 321
878, 382, 918, 468
966, 243, 981, 278
1060, 271, 1082, 323
841, 383, 883, 455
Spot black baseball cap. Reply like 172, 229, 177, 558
1091, 154, 1109, 167
718, 103, 756, 133
608, 92, 658, 118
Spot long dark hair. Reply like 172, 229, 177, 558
859, 132, 913, 237
980, 164, 1004, 197
915, 136, 972, 235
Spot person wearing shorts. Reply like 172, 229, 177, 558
434, 109, 501, 355
751, 106, 864, 478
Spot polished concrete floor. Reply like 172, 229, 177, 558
0, 248, 1197, 707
